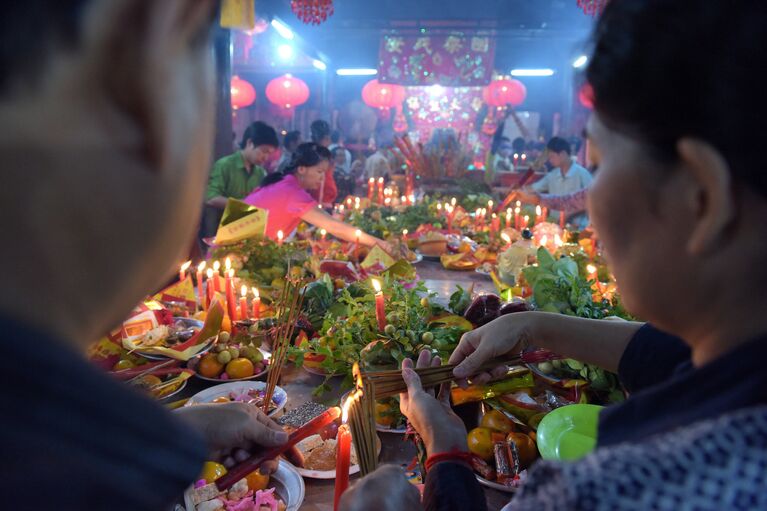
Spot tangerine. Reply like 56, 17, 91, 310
199, 353, 224, 378
245, 470, 270, 492
220, 315, 232, 334
374, 401, 397, 427
467, 427, 495, 461
480, 410, 515, 434
506, 432, 538, 469
200, 461, 227, 483
226, 358, 255, 379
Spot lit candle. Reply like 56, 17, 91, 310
521, 153, 527, 165
212, 260, 221, 292
446, 205, 454, 233
225, 268, 237, 321
513, 153, 519, 170
402, 229, 408, 244
587, 264, 598, 284
372, 278, 386, 332
196, 262, 206, 311
559, 211, 566, 229
339, 204, 345, 217
354, 229, 361, 261
251, 287, 261, 321
514, 206, 521, 230
368, 178, 375, 201
541, 207, 548, 223
506, 210, 512, 229
436, 203, 442, 212
501, 232, 512, 249
333, 401, 353, 511
491, 213, 500, 236
451, 197, 457, 207
523, 215, 530, 229
377, 177, 384, 204
481, 208, 487, 224
384, 197, 391, 206
239, 285, 249, 321
321, 228, 327, 241
535, 205, 542, 225
178, 260, 191, 282
277, 230, 284, 246
488, 199, 494, 212
206, 268, 215, 308
409, 194, 415, 205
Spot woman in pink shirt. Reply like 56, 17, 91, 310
244, 143, 386, 247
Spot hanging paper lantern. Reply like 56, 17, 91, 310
231, 75, 256, 110
291, 0, 334, 25
578, 83, 594, 109
265, 74, 310, 110
361, 80, 406, 110
483, 78, 527, 107
577, 0, 609, 16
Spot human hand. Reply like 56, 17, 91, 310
512, 190, 541, 205
400, 350, 468, 456
339, 465, 422, 511
175, 402, 292, 474
449, 312, 537, 387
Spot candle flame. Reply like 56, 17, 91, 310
515, 207, 521, 214
228, 269, 235, 278
213, 260, 221, 272
524, 215, 530, 222
355, 197, 360, 203
252, 287, 260, 299
241, 285, 248, 297
513, 153, 519, 159
492, 213, 497, 219
369, 177, 374, 183
339, 205, 345, 212
481, 208, 487, 215
451, 197, 457, 206
587, 264, 597, 275
341, 390, 362, 423
402, 229, 408, 235
437, 203, 442, 210
516, 201, 522, 208
378, 177, 384, 184
521, 154, 527, 160
277, 230, 284, 241
535, 205, 542, 216
501, 233, 512, 244
206, 268, 214, 279
475, 208, 481, 216
320, 228, 327, 236
355, 229, 361, 239
554, 234, 563, 247
507, 208, 512, 216
371, 278, 381, 293
180, 260, 192, 273
197, 261, 206, 272
225, 257, 232, 271
488, 200, 494, 209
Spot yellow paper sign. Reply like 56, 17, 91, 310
220, 0, 255, 30
215, 199, 268, 245
361, 245, 396, 270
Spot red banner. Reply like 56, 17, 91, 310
378, 34, 496, 86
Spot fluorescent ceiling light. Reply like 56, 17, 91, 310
271, 19, 294, 40
277, 44, 294, 60
312, 59, 327, 71
427, 84, 444, 97
511, 68, 555, 77
573, 55, 588, 68
336, 68, 378, 76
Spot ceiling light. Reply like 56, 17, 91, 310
336, 68, 378, 76
312, 59, 327, 71
510, 68, 555, 77
427, 84, 444, 97
271, 19, 294, 40
277, 44, 294, 61
573, 55, 588, 69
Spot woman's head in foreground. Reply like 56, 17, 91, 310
586, 0, 767, 341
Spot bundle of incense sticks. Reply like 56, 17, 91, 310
346, 363, 379, 476
362, 349, 560, 400
263, 271, 306, 414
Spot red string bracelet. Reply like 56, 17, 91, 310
425, 449, 473, 472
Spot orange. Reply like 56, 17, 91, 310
467, 427, 495, 461
200, 461, 227, 483
112, 359, 135, 371
374, 401, 396, 427
245, 470, 270, 492
480, 410, 515, 434
506, 432, 538, 469
199, 353, 224, 378
221, 315, 232, 334
226, 358, 255, 379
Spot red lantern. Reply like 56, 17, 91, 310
578, 83, 594, 109
231, 75, 256, 110
291, 0, 334, 25
361, 80, 406, 110
483, 78, 527, 107
265, 74, 310, 110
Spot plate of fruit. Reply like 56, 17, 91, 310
188, 331, 270, 382
467, 409, 540, 493
186, 459, 304, 511
186, 381, 287, 417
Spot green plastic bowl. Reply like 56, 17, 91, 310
536, 404, 603, 461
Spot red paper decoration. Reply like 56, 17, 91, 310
291, 0, 334, 25
577, 0, 609, 16
578, 83, 594, 109
361, 80, 406, 110
265, 74, 310, 110
230, 75, 256, 110
482, 78, 527, 107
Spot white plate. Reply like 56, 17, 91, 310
185, 381, 287, 417
184, 459, 304, 511
293, 434, 381, 480
410, 253, 424, 264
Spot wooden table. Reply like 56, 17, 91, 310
177, 260, 512, 510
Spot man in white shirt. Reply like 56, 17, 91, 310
531, 137, 593, 195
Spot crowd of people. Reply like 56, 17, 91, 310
4, 0, 767, 510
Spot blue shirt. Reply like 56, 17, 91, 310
531, 162, 593, 195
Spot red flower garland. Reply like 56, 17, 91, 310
291, 0, 334, 25
577, 0, 609, 16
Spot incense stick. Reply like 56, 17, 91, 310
347, 363, 379, 476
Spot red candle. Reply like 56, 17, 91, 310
491, 214, 500, 237
541, 207, 549, 224
333, 422, 352, 511
354, 230, 361, 261
225, 268, 237, 321
377, 177, 384, 204
487, 199, 494, 214
277, 230, 284, 247
206, 268, 215, 309
196, 262, 206, 312
402, 229, 408, 245
239, 285, 249, 321
535, 205, 542, 225
368, 178, 375, 201
514, 207, 521, 230
523, 215, 530, 229
372, 278, 386, 332
216, 406, 342, 491
321, 228, 327, 242
212, 261, 221, 292
513, 153, 519, 171
179, 260, 191, 283
559, 211, 566, 229
251, 287, 261, 321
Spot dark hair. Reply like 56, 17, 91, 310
283, 130, 301, 148
588, 0, 767, 197
547, 137, 571, 155
310, 120, 331, 144
260, 142, 326, 187
331, 130, 342, 144
241, 121, 279, 150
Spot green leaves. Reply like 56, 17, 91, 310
449, 285, 472, 315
